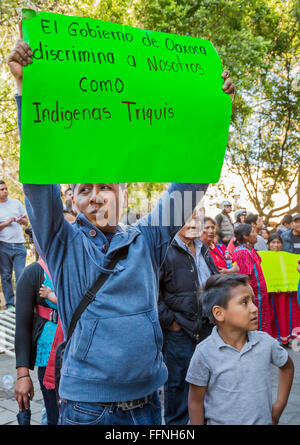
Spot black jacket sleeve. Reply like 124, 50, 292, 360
15, 263, 44, 369
158, 264, 175, 329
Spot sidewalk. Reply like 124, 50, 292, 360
0, 354, 43, 425
1, 346, 300, 425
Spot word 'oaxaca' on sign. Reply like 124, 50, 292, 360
20, 10, 231, 184
259, 251, 300, 293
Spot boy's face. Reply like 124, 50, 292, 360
213, 284, 258, 331
72, 183, 127, 232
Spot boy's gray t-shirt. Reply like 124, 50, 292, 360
186, 326, 288, 425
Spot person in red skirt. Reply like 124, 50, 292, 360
267, 233, 300, 345
232, 224, 272, 336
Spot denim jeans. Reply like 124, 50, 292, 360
0, 241, 27, 307
162, 329, 197, 425
38, 367, 59, 425
58, 391, 162, 425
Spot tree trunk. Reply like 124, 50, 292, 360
296, 167, 300, 213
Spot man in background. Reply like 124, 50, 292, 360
159, 211, 218, 424
282, 214, 300, 254
0, 180, 28, 309
244, 213, 268, 251
215, 201, 234, 245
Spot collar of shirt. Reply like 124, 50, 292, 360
74, 213, 121, 246
73, 214, 140, 256
211, 326, 260, 355
174, 234, 211, 287
175, 233, 203, 254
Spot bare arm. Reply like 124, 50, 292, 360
0, 217, 15, 231
15, 367, 34, 411
272, 356, 294, 425
219, 264, 240, 274
39, 285, 57, 304
188, 384, 206, 425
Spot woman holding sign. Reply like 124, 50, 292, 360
232, 224, 272, 335
267, 234, 300, 345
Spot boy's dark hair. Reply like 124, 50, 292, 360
202, 274, 250, 324
244, 213, 258, 225
0, 180, 5, 185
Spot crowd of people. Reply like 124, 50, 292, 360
1, 180, 300, 426
0, 36, 299, 427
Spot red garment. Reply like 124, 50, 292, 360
209, 243, 228, 270
232, 245, 272, 336
227, 238, 236, 255
37, 258, 51, 280
270, 291, 300, 344
37, 257, 64, 390
43, 319, 64, 390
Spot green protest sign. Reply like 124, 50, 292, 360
259, 251, 300, 292
20, 11, 231, 184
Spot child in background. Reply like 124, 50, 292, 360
186, 274, 294, 425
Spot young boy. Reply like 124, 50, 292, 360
186, 274, 294, 425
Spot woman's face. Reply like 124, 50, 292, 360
269, 238, 283, 252
200, 220, 216, 245
244, 228, 257, 246
240, 215, 246, 224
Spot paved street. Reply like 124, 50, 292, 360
0, 354, 44, 425
0, 345, 300, 425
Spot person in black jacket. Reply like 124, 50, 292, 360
14, 260, 59, 425
158, 211, 219, 425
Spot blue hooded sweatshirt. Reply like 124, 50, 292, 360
16, 95, 208, 402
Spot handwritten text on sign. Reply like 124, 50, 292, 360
20, 11, 231, 183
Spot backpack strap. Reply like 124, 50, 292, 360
66, 245, 129, 343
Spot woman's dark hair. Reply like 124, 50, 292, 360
233, 223, 252, 246
267, 233, 283, 246
201, 274, 250, 324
